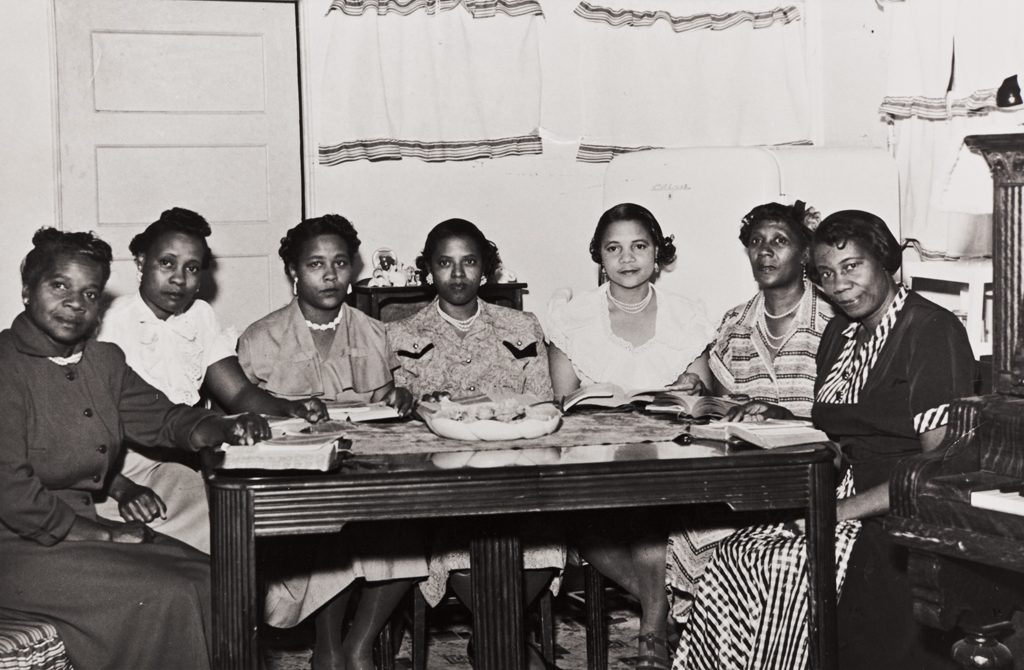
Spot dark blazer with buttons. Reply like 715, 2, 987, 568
0, 312, 213, 546
386, 300, 553, 401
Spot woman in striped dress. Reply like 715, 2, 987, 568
673, 210, 975, 669
665, 201, 832, 627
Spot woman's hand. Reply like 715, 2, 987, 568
224, 412, 272, 445
384, 386, 415, 417
669, 372, 707, 395
287, 397, 329, 423
724, 400, 795, 423
65, 516, 154, 543
118, 483, 167, 524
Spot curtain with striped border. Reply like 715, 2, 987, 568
573, 1, 812, 163
318, 0, 544, 164
878, 0, 1024, 260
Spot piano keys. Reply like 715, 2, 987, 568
971, 486, 1024, 518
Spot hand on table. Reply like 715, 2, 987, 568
385, 386, 415, 417
288, 397, 329, 423
668, 372, 706, 395
723, 400, 795, 423
225, 412, 272, 445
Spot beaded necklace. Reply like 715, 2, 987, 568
305, 309, 343, 332
436, 300, 480, 332
606, 285, 653, 314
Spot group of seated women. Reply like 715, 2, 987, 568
0, 197, 974, 670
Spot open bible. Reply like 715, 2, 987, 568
688, 419, 829, 449
561, 383, 740, 420
217, 418, 349, 471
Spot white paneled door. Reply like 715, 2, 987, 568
54, 0, 302, 332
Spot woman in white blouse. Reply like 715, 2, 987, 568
96, 208, 324, 552
546, 203, 713, 669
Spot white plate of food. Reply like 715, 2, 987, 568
416, 396, 562, 441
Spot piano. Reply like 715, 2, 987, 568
887, 133, 1024, 667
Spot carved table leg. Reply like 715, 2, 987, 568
209, 484, 259, 670
584, 563, 608, 670
470, 529, 525, 670
805, 460, 837, 670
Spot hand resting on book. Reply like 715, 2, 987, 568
723, 400, 797, 423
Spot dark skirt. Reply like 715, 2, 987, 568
838, 519, 958, 670
0, 532, 211, 670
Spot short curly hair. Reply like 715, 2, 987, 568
278, 214, 362, 275
129, 207, 213, 269
813, 210, 902, 275
415, 218, 502, 284
738, 201, 814, 250
22, 227, 113, 288
589, 203, 676, 267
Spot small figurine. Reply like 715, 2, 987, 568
493, 264, 517, 284
368, 247, 414, 287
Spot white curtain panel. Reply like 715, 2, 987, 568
880, 0, 1024, 259
573, 0, 812, 163
319, 0, 544, 164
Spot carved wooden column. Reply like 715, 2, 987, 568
965, 133, 1024, 395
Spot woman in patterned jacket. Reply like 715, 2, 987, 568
386, 218, 560, 669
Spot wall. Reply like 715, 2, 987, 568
0, 0, 890, 327
0, 1, 59, 326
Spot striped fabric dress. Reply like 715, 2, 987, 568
672, 286, 969, 670
666, 284, 832, 621
672, 475, 860, 670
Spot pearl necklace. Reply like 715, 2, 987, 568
436, 300, 480, 332
758, 307, 797, 349
606, 285, 653, 314
48, 351, 83, 366
305, 310, 343, 332
763, 296, 803, 319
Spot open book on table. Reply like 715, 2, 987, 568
217, 418, 349, 471
644, 394, 742, 421
326, 400, 401, 423
688, 419, 830, 449
561, 383, 739, 419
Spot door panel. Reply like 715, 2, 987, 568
55, 0, 301, 332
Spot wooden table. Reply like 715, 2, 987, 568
206, 413, 837, 669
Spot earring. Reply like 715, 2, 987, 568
22, 297, 28, 306
292, 276, 298, 296
136, 267, 143, 284
480, 276, 488, 286
655, 262, 660, 273
599, 266, 608, 284
425, 274, 434, 286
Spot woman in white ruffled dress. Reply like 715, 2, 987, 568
545, 203, 714, 669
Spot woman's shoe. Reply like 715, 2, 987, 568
635, 631, 672, 670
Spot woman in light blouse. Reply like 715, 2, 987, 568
96, 207, 326, 553
238, 214, 418, 670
